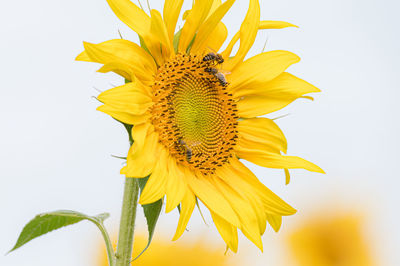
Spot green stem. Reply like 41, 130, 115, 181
92, 219, 115, 266
115, 178, 139, 266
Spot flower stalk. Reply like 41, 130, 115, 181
115, 178, 139, 266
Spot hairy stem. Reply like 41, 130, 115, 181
94, 219, 115, 266
115, 178, 139, 266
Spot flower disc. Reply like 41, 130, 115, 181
151, 53, 238, 175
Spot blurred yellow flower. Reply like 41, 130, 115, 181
286, 212, 375, 266
78, 0, 323, 252
97, 234, 241, 266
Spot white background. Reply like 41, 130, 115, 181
1, 0, 399, 265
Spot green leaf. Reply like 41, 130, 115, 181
9, 210, 110, 253
186, 33, 197, 54
132, 177, 163, 261
122, 123, 134, 145
172, 29, 196, 54
138, 35, 150, 54
173, 29, 182, 53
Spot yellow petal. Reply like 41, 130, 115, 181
236, 147, 325, 173
238, 96, 294, 118
228, 50, 300, 91
75, 50, 90, 61
97, 83, 152, 115
77, 40, 156, 72
151, 9, 172, 50
212, 177, 263, 251
80, 42, 131, 77
233, 71, 320, 98
235, 72, 321, 117
221, 31, 239, 59
139, 148, 168, 204
216, 164, 267, 236
178, 0, 214, 52
133, 124, 157, 154
238, 118, 287, 154
222, 0, 260, 70
96, 105, 150, 125
284, 168, 290, 185
238, 138, 280, 158
221, 20, 297, 59
126, 76, 152, 97
163, 0, 184, 41
210, 211, 238, 253
144, 9, 174, 65
190, 0, 235, 53
131, 122, 152, 154
182, 10, 190, 20
206, 22, 228, 52
97, 62, 133, 81
122, 129, 160, 178
106, 0, 150, 37
228, 157, 297, 215
217, 165, 267, 232
209, 0, 222, 15
95, 77, 152, 124
172, 190, 196, 241
138, 170, 166, 204
266, 213, 282, 232
188, 175, 240, 227
76, 40, 156, 83
259, 20, 298, 29
99, 98, 151, 115
165, 158, 187, 213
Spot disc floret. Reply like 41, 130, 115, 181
150, 53, 238, 175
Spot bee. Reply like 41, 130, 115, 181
203, 52, 224, 64
204, 67, 218, 74
205, 67, 228, 86
179, 139, 192, 162
185, 148, 193, 162
215, 72, 228, 86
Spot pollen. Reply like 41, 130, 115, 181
150, 53, 239, 175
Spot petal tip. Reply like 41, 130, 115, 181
82, 41, 93, 49
95, 105, 104, 112
171, 231, 182, 241
75, 51, 87, 61
286, 207, 297, 216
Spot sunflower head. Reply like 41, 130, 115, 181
151, 52, 238, 175
286, 211, 375, 266
77, 0, 324, 252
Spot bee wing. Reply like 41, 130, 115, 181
192, 141, 202, 147
218, 69, 231, 75
206, 46, 217, 53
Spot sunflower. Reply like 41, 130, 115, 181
286, 211, 375, 266
77, 0, 324, 252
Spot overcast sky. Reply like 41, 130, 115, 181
1, 0, 399, 265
